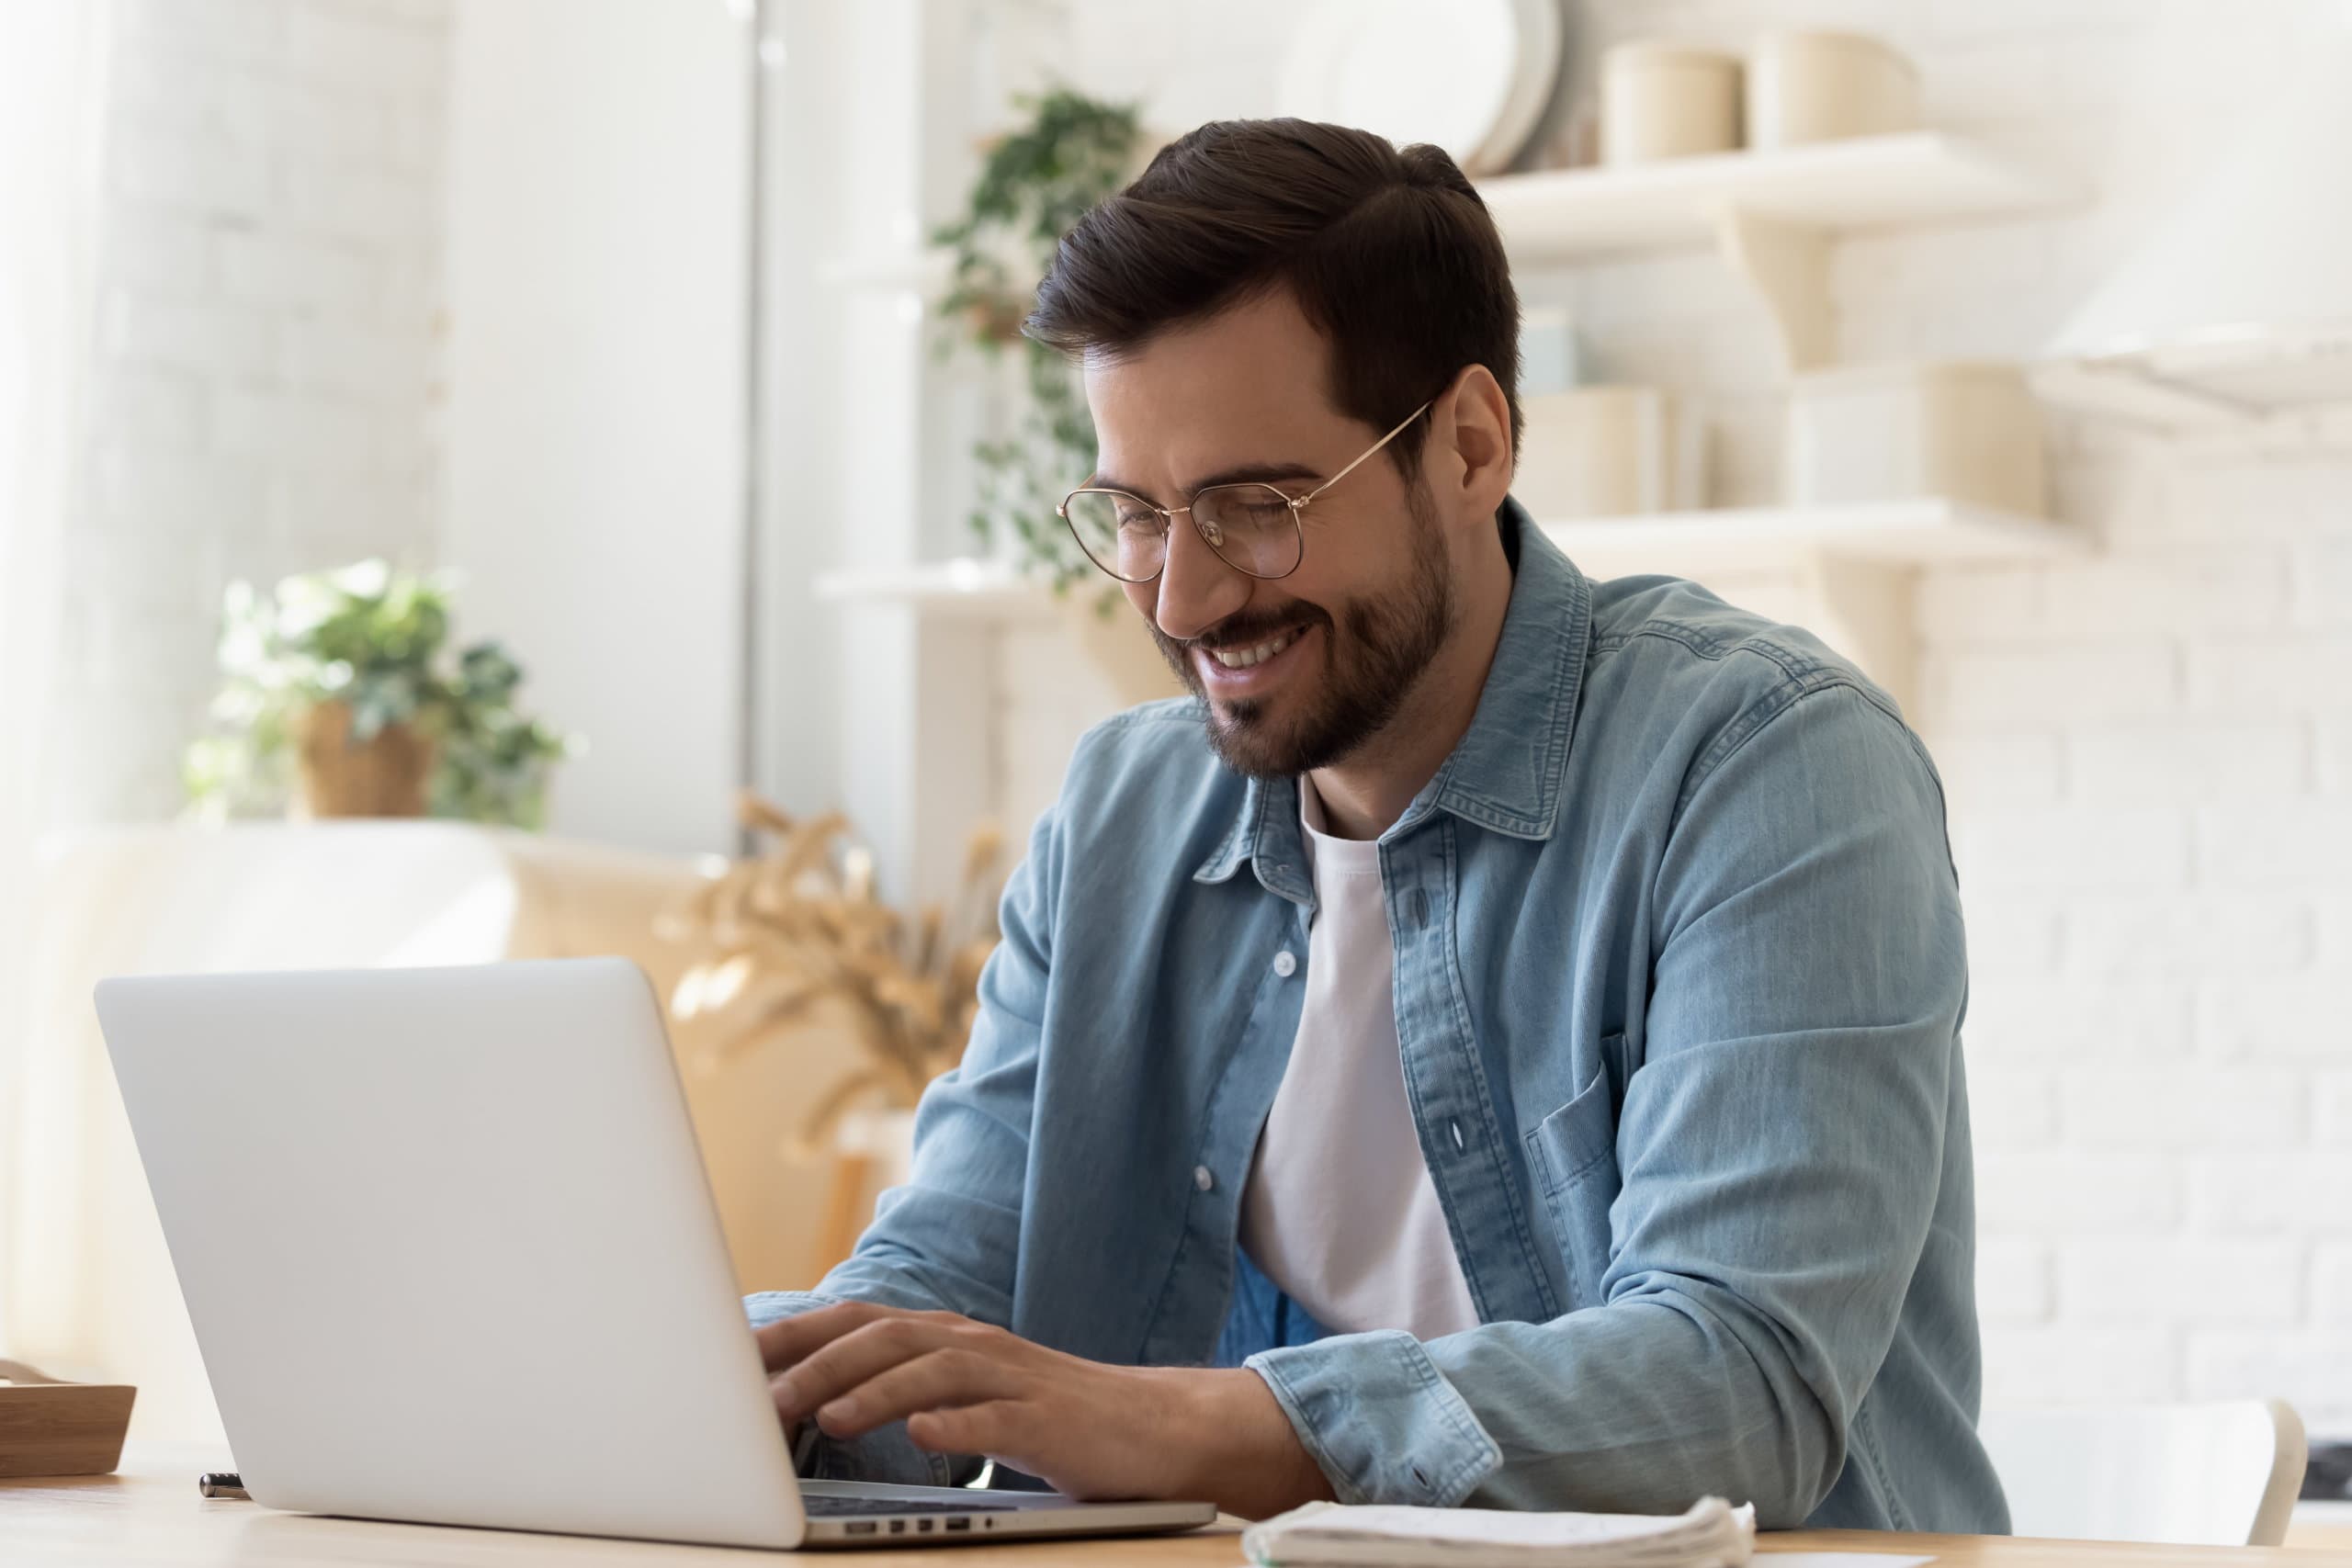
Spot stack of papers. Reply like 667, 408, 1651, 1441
1241, 1495, 1756, 1568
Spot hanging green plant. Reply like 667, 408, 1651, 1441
932, 87, 1142, 593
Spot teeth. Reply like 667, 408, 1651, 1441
1208, 627, 1299, 670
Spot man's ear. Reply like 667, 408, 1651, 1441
1430, 363, 1514, 527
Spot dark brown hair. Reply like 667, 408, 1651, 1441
1025, 118, 1521, 476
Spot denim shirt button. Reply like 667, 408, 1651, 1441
1272, 950, 1298, 978
1193, 1165, 1215, 1193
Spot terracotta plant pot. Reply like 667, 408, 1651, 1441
294, 700, 436, 819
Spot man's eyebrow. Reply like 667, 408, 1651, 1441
1081, 459, 1327, 502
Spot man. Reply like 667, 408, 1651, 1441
749, 118, 2007, 1534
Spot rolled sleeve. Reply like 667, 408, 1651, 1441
1246, 1329, 1501, 1506
742, 1289, 830, 1331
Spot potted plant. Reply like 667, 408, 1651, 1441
933, 87, 1144, 590
183, 559, 577, 828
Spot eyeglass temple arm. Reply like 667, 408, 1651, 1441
1298, 400, 1434, 507
1078, 396, 1433, 522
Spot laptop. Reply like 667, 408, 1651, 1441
94, 956, 1216, 1550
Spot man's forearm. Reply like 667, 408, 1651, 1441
760, 1302, 1337, 1515
1162, 1367, 1335, 1518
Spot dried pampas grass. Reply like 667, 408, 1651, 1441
658, 790, 1005, 1155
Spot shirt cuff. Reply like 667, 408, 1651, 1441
743, 1289, 831, 1329
1245, 1329, 1502, 1507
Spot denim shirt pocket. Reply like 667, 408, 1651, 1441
1522, 1038, 1624, 1310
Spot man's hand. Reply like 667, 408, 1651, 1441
757, 1302, 1335, 1518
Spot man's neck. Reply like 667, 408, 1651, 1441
1306, 532, 1516, 842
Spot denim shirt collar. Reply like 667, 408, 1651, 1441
1194, 497, 1593, 899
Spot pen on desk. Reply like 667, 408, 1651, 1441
198, 1472, 249, 1500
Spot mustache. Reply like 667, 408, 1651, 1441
1173, 605, 1331, 651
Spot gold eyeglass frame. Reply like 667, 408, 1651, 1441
1056, 400, 1433, 584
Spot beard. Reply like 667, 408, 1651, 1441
1149, 486, 1455, 780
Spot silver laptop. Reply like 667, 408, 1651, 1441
94, 957, 1216, 1550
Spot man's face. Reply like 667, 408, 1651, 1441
1082, 290, 1455, 780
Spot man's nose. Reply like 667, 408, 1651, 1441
1152, 513, 1250, 643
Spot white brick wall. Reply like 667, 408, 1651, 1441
54, 0, 450, 823
1546, 0, 2352, 1434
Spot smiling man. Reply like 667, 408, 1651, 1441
747, 118, 2008, 1534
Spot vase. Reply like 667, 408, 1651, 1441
293, 701, 436, 819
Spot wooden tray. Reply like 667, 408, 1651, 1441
0, 1360, 135, 1479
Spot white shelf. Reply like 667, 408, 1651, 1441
812, 558, 1058, 620
1540, 498, 2086, 573
2034, 327, 2352, 433
814, 247, 951, 292
814, 501, 2079, 613
820, 136, 2081, 365
1482, 133, 2081, 370
814, 501, 2080, 716
1542, 498, 2084, 715
1480, 132, 2080, 261
824, 134, 2075, 286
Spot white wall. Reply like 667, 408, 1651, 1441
439, 0, 752, 856
967, 0, 2352, 1431
56, 0, 452, 828
48, 0, 756, 856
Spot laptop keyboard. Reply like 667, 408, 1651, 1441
803, 1495, 1017, 1517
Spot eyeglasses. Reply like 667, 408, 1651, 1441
1057, 402, 1431, 584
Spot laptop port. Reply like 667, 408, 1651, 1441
946, 1517, 973, 1531
918, 1518, 933, 1532
888, 1520, 905, 1533
844, 1522, 876, 1536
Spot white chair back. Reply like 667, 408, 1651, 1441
1979, 1400, 2306, 1547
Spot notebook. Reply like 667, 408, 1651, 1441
1240, 1495, 1756, 1568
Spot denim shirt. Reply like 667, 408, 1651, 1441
748, 501, 2007, 1534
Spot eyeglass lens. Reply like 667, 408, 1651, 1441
1060, 484, 1300, 582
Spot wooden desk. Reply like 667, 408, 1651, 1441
0, 1450, 2329, 1566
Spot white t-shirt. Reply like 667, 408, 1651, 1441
1237, 776, 1480, 1339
